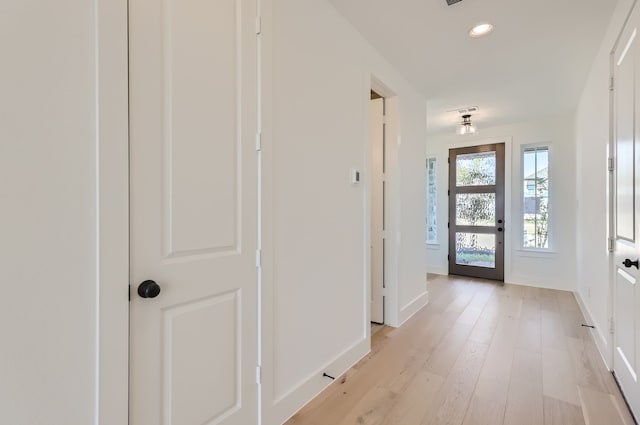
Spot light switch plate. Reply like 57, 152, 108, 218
351, 168, 360, 185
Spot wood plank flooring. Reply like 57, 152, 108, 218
285, 275, 636, 425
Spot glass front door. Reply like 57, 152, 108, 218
448, 144, 505, 281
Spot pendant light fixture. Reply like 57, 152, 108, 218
457, 114, 477, 135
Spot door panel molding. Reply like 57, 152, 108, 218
162, 290, 242, 424
162, 0, 242, 258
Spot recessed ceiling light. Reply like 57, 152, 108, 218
469, 23, 494, 38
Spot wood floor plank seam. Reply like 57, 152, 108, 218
285, 276, 635, 425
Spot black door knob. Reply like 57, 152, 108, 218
138, 280, 161, 298
622, 259, 639, 269
497, 227, 503, 232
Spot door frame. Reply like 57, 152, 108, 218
96, 0, 130, 423
368, 76, 397, 327
370, 90, 386, 325
445, 137, 513, 282
448, 143, 506, 281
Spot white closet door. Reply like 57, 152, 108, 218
613, 4, 640, 419
128, 0, 259, 423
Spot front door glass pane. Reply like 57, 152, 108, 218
456, 151, 496, 186
456, 193, 496, 226
455, 233, 496, 268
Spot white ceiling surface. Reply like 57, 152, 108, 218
327, 0, 616, 135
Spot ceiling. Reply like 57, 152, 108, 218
327, 0, 616, 135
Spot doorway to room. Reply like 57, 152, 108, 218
370, 90, 385, 327
448, 143, 505, 281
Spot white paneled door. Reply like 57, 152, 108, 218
613, 3, 640, 419
129, 0, 259, 424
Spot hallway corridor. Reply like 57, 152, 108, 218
286, 275, 635, 425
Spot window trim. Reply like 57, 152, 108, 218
521, 143, 552, 251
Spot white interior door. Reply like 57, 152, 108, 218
613, 4, 640, 419
129, 0, 259, 423
371, 97, 384, 324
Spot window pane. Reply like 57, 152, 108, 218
455, 232, 496, 268
456, 151, 496, 186
523, 147, 549, 249
426, 158, 437, 242
456, 193, 495, 226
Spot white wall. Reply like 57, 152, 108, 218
261, 0, 427, 422
426, 115, 577, 291
4, 0, 626, 423
1, 2, 99, 424
3, 1, 427, 423
575, 0, 634, 363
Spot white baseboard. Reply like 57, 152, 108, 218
574, 290, 612, 369
427, 265, 448, 276
265, 337, 369, 425
506, 274, 574, 291
396, 291, 428, 328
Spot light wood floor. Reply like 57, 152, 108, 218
285, 275, 637, 425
